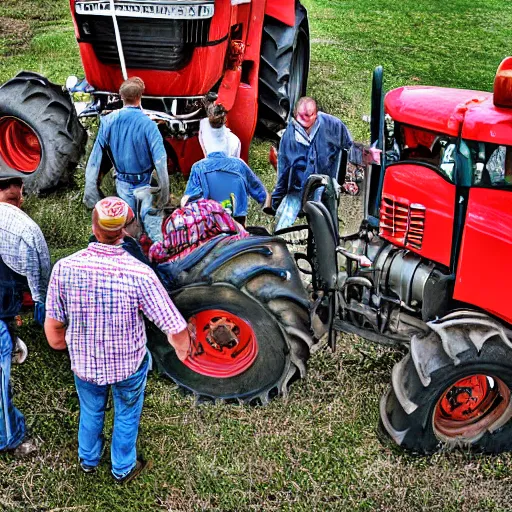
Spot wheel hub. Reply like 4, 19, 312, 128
206, 317, 240, 351
434, 374, 512, 442
182, 309, 258, 378
0, 116, 41, 173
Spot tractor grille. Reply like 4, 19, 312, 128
76, 14, 211, 70
379, 195, 425, 250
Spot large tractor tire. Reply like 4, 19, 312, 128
257, 2, 310, 135
380, 312, 512, 454
147, 235, 313, 404
0, 72, 87, 194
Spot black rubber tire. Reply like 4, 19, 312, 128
148, 235, 313, 404
257, 2, 310, 136
0, 71, 87, 194
380, 326, 512, 454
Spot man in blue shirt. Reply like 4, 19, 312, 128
83, 77, 169, 212
181, 152, 269, 225
271, 97, 352, 229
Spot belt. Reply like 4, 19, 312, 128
116, 169, 152, 185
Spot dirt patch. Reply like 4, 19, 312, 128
0, 17, 32, 56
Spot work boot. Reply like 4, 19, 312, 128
12, 438, 37, 458
113, 458, 152, 484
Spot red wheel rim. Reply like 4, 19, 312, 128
0, 117, 41, 173
434, 374, 511, 440
183, 309, 259, 378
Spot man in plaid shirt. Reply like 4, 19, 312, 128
0, 176, 50, 455
45, 197, 190, 483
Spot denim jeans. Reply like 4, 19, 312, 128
73, 351, 151, 479
0, 320, 25, 450
116, 178, 150, 213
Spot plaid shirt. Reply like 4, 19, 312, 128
0, 203, 50, 303
149, 199, 249, 264
46, 243, 187, 385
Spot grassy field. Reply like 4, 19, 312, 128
2, 0, 512, 510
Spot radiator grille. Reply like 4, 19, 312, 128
379, 195, 425, 250
76, 15, 211, 70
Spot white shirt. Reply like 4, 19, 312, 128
199, 118, 241, 158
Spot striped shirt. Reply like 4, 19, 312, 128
0, 203, 50, 303
46, 242, 187, 385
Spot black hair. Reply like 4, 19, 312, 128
0, 178, 23, 191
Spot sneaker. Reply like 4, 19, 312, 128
79, 460, 97, 474
113, 458, 152, 484
79, 437, 105, 474
12, 338, 28, 365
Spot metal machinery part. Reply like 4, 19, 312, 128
337, 234, 452, 343
367, 238, 452, 321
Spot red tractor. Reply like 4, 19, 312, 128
297, 57, 512, 454
0, 0, 309, 192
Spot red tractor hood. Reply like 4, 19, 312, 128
386, 86, 512, 145
71, 0, 232, 96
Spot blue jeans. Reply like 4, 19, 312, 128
73, 352, 151, 479
116, 178, 150, 213
0, 320, 25, 450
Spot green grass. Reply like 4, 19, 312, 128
2, 0, 512, 510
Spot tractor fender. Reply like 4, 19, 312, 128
265, 0, 297, 27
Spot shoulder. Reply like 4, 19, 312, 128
55, 248, 90, 268
319, 112, 349, 133
100, 109, 121, 126
234, 157, 251, 171
192, 158, 208, 171
0, 204, 43, 237
318, 112, 342, 125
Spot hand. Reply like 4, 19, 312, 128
156, 187, 170, 209
83, 187, 102, 209
167, 328, 191, 362
180, 195, 190, 209
34, 302, 45, 327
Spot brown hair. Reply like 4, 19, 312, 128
207, 103, 228, 129
119, 77, 145, 104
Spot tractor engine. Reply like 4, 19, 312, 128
367, 238, 452, 322
339, 235, 453, 342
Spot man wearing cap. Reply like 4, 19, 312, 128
83, 77, 170, 212
44, 197, 190, 483
0, 176, 50, 454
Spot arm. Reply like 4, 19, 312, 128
271, 132, 293, 209
44, 318, 67, 350
183, 165, 204, 203
17, 225, 51, 323
83, 122, 107, 208
148, 122, 170, 207
340, 121, 353, 151
242, 161, 268, 206
139, 272, 190, 360
44, 264, 68, 350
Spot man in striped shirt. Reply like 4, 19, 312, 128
45, 197, 190, 483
